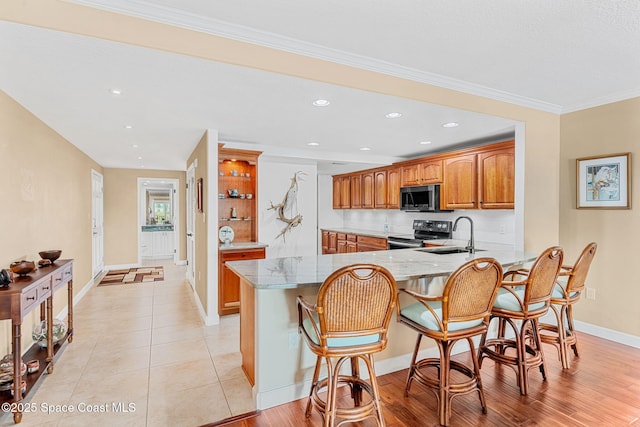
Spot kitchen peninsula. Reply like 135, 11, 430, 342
227, 246, 535, 410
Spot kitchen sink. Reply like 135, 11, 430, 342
415, 247, 486, 255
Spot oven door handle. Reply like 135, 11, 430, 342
388, 240, 423, 248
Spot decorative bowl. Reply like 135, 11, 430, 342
9, 261, 35, 276
39, 250, 62, 263
32, 319, 68, 348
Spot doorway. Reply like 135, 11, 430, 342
186, 164, 196, 288
91, 170, 104, 277
137, 178, 180, 264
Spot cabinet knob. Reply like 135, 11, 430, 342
26, 296, 35, 301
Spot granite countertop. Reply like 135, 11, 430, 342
141, 225, 174, 232
219, 242, 268, 251
227, 247, 535, 290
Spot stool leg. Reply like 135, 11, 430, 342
405, 334, 422, 396
467, 337, 487, 414
438, 340, 451, 426
362, 354, 385, 427
566, 304, 579, 357
350, 356, 362, 406
552, 304, 570, 369
324, 357, 337, 427
306, 356, 322, 418
530, 319, 547, 381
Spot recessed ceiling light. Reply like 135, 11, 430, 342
442, 122, 459, 128
307, 142, 320, 146
140, 165, 145, 168
385, 112, 402, 119
420, 141, 433, 145
109, 88, 122, 95
312, 99, 330, 107
124, 125, 133, 129
132, 144, 139, 148
360, 147, 372, 151
137, 156, 143, 160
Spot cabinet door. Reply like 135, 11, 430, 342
386, 168, 401, 209
219, 248, 265, 316
443, 154, 477, 209
401, 164, 420, 186
340, 176, 351, 208
374, 169, 387, 209
350, 174, 362, 208
478, 147, 515, 209
327, 231, 338, 254
361, 172, 374, 209
357, 235, 388, 252
140, 233, 152, 257
420, 160, 443, 184
321, 230, 329, 254
332, 176, 342, 209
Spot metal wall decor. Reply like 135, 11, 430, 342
268, 171, 306, 241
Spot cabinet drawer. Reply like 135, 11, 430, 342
21, 287, 39, 311
39, 277, 53, 298
336, 233, 347, 241
357, 235, 387, 249
221, 248, 266, 262
346, 234, 357, 242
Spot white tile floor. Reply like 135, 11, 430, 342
0, 260, 253, 427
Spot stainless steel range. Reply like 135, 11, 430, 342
387, 219, 453, 250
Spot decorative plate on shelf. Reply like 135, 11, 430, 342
219, 226, 235, 243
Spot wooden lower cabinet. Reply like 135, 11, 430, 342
219, 247, 265, 315
322, 231, 387, 254
357, 235, 388, 252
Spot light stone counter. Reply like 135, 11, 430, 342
227, 247, 536, 411
218, 241, 268, 251
227, 246, 533, 290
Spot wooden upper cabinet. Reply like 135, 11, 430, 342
401, 163, 420, 186
332, 176, 341, 209
386, 167, 401, 209
443, 154, 477, 210
332, 175, 351, 209
419, 159, 443, 184
401, 159, 443, 186
361, 172, 374, 209
350, 174, 362, 209
374, 169, 387, 208
340, 175, 351, 208
478, 146, 515, 209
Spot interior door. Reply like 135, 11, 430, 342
91, 170, 104, 277
186, 165, 196, 287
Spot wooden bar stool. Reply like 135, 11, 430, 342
297, 264, 397, 427
398, 258, 503, 426
539, 242, 597, 369
479, 246, 563, 395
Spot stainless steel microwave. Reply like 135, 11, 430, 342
400, 185, 448, 212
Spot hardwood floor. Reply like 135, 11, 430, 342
205, 333, 640, 426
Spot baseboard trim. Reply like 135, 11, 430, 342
56, 275, 95, 321
575, 320, 640, 349
175, 259, 187, 266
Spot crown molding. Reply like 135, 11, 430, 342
72, 1, 638, 115
560, 87, 640, 114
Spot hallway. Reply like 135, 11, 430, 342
0, 260, 253, 427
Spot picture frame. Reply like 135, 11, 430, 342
197, 178, 204, 213
576, 152, 630, 209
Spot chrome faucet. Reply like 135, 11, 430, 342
453, 216, 475, 254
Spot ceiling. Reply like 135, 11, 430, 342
1, 1, 639, 173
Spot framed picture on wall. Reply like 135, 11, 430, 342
197, 178, 204, 213
576, 152, 631, 209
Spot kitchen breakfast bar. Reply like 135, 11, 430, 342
226, 246, 536, 410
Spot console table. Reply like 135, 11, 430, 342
0, 259, 74, 423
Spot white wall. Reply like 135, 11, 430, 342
259, 159, 318, 258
